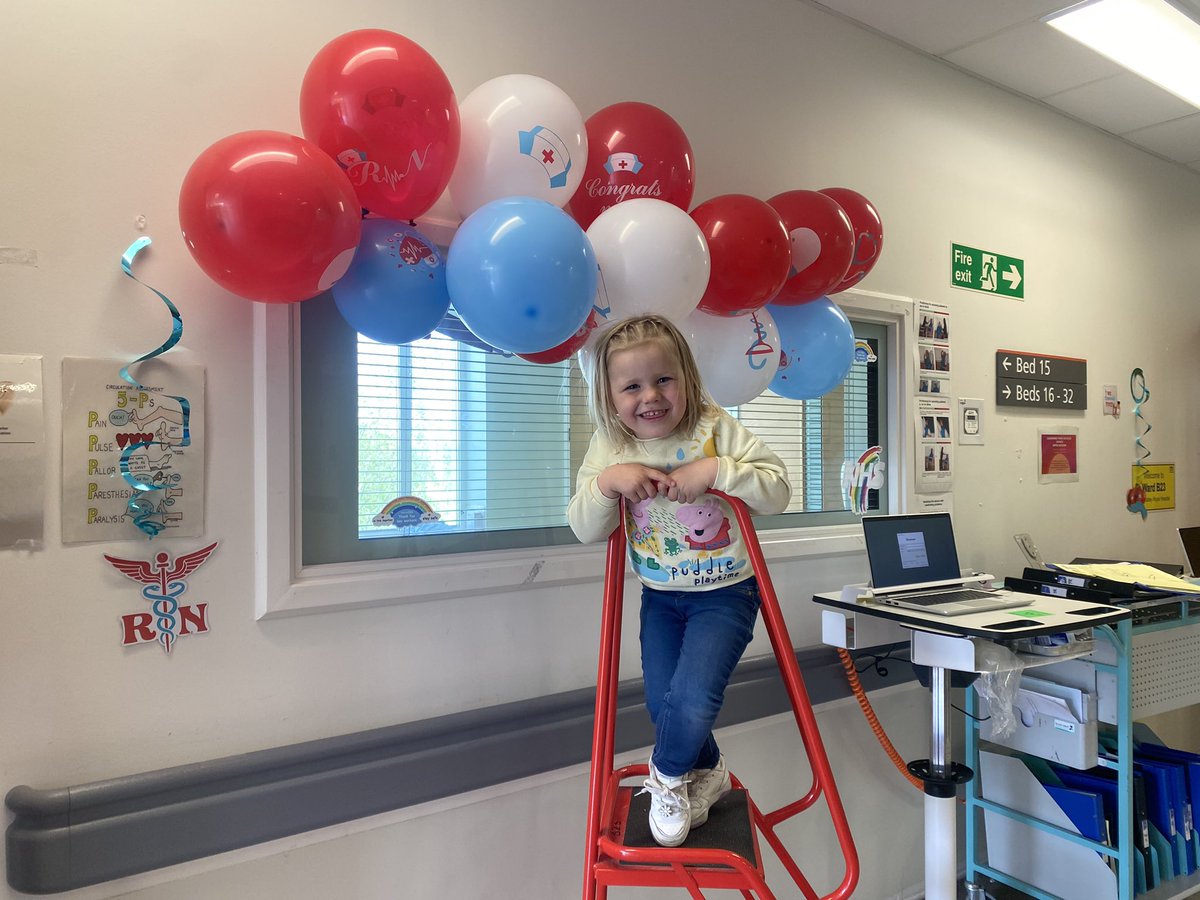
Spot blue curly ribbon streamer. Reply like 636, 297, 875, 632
118, 237, 192, 537
1131, 368, 1150, 470
1127, 368, 1150, 519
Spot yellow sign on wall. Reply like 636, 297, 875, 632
1132, 463, 1175, 510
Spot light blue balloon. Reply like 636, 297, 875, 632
434, 308, 511, 356
767, 297, 856, 400
446, 197, 597, 354
332, 220, 451, 345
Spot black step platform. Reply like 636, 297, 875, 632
617, 786, 758, 867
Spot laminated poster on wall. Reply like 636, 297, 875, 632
1037, 427, 1078, 484
915, 299, 951, 397
1131, 462, 1174, 511
1103, 384, 1120, 418
0, 354, 45, 548
61, 358, 205, 543
915, 395, 953, 494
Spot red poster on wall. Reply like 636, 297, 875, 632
1039, 430, 1078, 483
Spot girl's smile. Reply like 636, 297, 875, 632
607, 343, 687, 441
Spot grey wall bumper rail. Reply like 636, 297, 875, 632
6, 644, 908, 894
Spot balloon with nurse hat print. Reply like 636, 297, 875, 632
568, 101, 695, 230
449, 74, 587, 218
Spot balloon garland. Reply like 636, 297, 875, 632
177, 27, 884, 402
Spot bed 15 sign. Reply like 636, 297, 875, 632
995, 350, 1087, 410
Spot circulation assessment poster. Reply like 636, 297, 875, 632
61, 358, 205, 543
915, 299, 951, 397
915, 395, 954, 493
913, 299, 954, 498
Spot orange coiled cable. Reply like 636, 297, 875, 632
837, 647, 923, 790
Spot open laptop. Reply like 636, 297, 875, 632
861, 513, 1033, 616
1178, 527, 1200, 578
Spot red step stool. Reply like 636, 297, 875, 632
582, 492, 859, 900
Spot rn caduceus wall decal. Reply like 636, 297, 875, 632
103, 542, 218, 655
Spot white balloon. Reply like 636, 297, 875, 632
449, 74, 587, 219
788, 226, 822, 272
682, 307, 781, 408
576, 336, 598, 386
586, 199, 710, 324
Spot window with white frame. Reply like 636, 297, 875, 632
298, 293, 887, 566
356, 332, 575, 538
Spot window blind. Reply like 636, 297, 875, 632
356, 329, 882, 541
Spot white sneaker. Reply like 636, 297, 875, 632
687, 755, 731, 827
639, 762, 691, 847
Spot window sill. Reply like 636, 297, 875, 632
261, 519, 866, 619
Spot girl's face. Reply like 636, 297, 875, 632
606, 341, 687, 441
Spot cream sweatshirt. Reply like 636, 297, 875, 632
567, 409, 791, 590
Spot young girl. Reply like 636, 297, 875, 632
567, 315, 791, 847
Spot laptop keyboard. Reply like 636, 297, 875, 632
898, 589, 997, 606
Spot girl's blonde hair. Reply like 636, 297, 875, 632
585, 315, 715, 447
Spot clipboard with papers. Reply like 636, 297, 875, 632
1050, 562, 1200, 595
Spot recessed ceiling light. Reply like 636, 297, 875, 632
1045, 0, 1200, 109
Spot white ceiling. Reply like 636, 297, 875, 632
809, 0, 1200, 176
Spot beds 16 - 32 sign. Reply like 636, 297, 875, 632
995, 350, 1087, 410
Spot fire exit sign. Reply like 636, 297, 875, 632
951, 243, 1024, 299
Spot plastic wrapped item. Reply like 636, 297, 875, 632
970, 639, 1026, 740
1008, 629, 1094, 657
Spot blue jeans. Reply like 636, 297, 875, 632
639, 578, 761, 779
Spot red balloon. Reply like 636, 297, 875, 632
178, 130, 362, 304
517, 309, 600, 364
818, 188, 883, 293
300, 29, 460, 220
568, 101, 694, 230
767, 190, 854, 305
690, 194, 790, 316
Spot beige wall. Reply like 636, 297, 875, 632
3, 0, 1200, 897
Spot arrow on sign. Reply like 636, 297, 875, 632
1003, 264, 1022, 291
1002, 356, 1011, 371
1002, 385, 1011, 399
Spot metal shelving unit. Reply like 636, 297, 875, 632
966, 598, 1200, 900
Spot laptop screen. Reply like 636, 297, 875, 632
1179, 527, 1200, 578
862, 513, 963, 588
